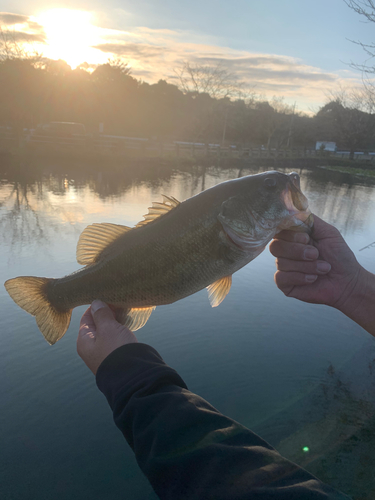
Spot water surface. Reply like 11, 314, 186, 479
1, 160, 375, 499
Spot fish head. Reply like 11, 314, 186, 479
218, 171, 313, 252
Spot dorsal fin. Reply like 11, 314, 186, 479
207, 275, 232, 307
136, 194, 180, 228
77, 222, 131, 265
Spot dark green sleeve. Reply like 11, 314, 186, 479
96, 343, 351, 500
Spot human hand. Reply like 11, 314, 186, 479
77, 300, 138, 375
269, 215, 364, 311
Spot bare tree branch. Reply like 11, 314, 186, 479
344, 0, 375, 22
0, 25, 42, 64
173, 61, 251, 100
344, 0, 375, 78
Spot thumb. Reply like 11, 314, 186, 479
91, 300, 119, 333
90, 300, 139, 348
311, 215, 341, 240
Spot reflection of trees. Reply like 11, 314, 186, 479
0, 174, 85, 258
178, 164, 375, 237
1, 180, 46, 250
0, 159, 192, 252
0, 161, 265, 255
84, 163, 178, 200
302, 168, 375, 235
1, 159, 375, 254
0, 163, 81, 254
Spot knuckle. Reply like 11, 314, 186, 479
274, 270, 284, 287
269, 240, 278, 256
275, 257, 288, 271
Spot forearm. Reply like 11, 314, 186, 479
96, 344, 350, 500
338, 268, 375, 337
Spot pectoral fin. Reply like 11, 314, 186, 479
207, 276, 232, 307
114, 306, 156, 331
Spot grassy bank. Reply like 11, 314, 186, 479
316, 164, 375, 178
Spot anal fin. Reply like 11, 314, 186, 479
207, 275, 232, 307
114, 306, 156, 331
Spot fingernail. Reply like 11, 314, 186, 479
295, 233, 309, 244
317, 262, 331, 273
91, 300, 107, 313
306, 274, 318, 282
304, 248, 318, 260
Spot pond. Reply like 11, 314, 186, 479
1, 159, 375, 499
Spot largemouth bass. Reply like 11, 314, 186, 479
5, 170, 313, 345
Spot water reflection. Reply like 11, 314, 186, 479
0, 180, 47, 249
302, 169, 375, 235
1, 159, 375, 253
271, 341, 375, 498
2, 158, 375, 499
0, 170, 83, 258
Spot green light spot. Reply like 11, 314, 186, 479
302, 446, 310, 452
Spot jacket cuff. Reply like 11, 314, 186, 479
95, 343, 187, 410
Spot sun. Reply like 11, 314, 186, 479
36, 9, 107, 68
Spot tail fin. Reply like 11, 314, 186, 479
4, 277, 72, 345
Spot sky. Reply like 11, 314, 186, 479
2, 0, 375, 112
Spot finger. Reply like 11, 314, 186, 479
274, 231, 311, 245
80, 307, 95, 331
77, 324, 95, 358
269, 239, 319, 261
90, 300, 119, 335
276, 258, 331, 275
274, 270, 318, 291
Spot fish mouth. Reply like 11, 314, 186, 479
280, 174, 313, 232
283, 182, 308, 212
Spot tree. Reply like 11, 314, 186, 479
344, 1, 375, 73
342, 1, 375, 117
316, 88, 375, 158
91, 58, 131, 83
174, 61, 248, 100
251, 98, 295, 150
174, 61, 256, 144
0, 25, 42, 65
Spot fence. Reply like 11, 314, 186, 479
2, 132, 375, 162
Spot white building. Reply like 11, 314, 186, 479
315, 141, 336, 152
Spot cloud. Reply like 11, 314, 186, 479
0, 12, 46, 43
2, 10, 361, 111
191, 56, 337, 83
197, 55, 300, 67
91, 33, 343, 108
4, 30, 45, 43
0, 12, 29, 25
93, 42, 165, 58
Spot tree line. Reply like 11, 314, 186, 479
1, 55, 375, 156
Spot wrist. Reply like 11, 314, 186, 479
337, 267, 375, 336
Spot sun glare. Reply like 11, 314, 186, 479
36, 9, 106, 68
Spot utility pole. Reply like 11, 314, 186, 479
286, 102, 296, 149
222, 104, 228, 145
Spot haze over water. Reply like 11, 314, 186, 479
1, 160, 375, 499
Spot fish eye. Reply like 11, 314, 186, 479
264, 177, 277, 188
